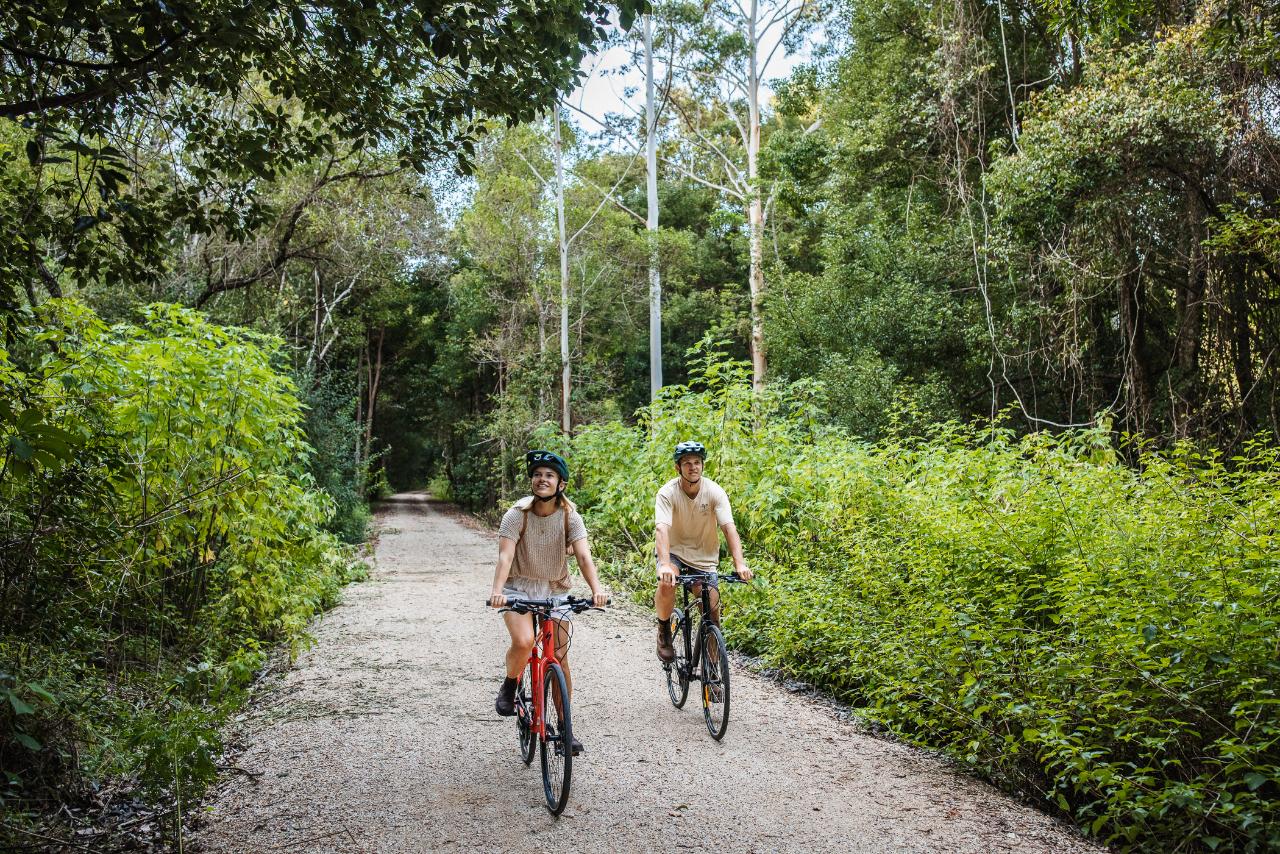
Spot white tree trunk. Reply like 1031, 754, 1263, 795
645, 14, 664, 401
554, 110, 572, 434
747, 0, 766, 393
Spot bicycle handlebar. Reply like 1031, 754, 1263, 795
484, 594, 610, 613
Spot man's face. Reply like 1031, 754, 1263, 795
676, 454, 703, 481
530, 466, 561, 496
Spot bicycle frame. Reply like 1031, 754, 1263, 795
672, 572, 731, 679
516, 610, 565, 740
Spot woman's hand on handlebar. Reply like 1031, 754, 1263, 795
489, 591, 507, 608
590, 587, 609, 607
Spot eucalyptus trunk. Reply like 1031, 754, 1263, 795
645, 13, 663, 400
554, 110, 572, 434
747, 0, 766, 393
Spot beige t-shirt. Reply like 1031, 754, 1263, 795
654, 476, 734, 571
498, 496, 588, 593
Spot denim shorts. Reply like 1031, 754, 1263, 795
656, 553, 718, 585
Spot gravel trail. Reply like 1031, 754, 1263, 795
193, 493, 1104, 853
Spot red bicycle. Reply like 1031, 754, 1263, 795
488, 595, 605, 815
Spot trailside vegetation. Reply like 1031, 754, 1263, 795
0, 302, 364, 843
0, 1, 642, 842
565, 352, 1280, 852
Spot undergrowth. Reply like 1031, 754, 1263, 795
563, 344, 1280, 853
0, 301, 365, 848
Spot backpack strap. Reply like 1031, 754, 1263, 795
517, 500, 574, 553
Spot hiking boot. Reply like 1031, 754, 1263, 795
656, 619, 676, 663
495, 677, 517, 717
705, 681, 724, 703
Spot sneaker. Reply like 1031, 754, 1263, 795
656, 620, 676, 663
495, 679, 517, 717
705, 682, 724, 703
571, 736, 584, 756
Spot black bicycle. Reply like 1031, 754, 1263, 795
488, 595, 605, 815
662, 571, 747, 740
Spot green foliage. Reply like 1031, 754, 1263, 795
299, 369, 372, 543
0, 300, 360, 812
570, 352, 1280, 853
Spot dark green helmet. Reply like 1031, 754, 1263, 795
673, 441, 707, 463
526, 450, 569, 482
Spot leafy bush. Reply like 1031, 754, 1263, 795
569, 350, 1280, 853
0, 301, 362, 824
298, 369, 372, 544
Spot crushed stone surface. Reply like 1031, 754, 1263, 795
192, 493, 1106, 853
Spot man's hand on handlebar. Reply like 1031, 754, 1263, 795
657, 562, 678, 586
734, 564, 754, 582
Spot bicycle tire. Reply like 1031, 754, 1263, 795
665, 610, 690, 708
516, 664, 535, 765
701, 624, 731, 741
539, 663, 573, 815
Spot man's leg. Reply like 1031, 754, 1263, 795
654, 556, 679, 663
700, 581, 724, 702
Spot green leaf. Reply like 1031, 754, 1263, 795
1244, 772, 1269, 791
8, 693, 35, 715
13, 733, 41, 751
10, 437, 33, 462
24, 682, 57, 705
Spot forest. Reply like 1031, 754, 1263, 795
1, 0, 1278, 851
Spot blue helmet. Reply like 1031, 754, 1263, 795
526, 450, 569, 482
673, 441, 707, 463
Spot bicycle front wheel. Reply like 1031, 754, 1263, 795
701, 624, 731, 740
516, 664, 535, 765
539, 663, 572, 815
665, 609, 689, 708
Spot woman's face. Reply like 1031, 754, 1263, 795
530, 465, 561, 497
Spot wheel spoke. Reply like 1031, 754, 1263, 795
665, 611, 690, 708
539, 664, 572, 814
702, 624, 731, 740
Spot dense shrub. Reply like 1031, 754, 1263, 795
569, 351, 1280, 853
0, 301, 362, 831
298, 368, 372, 543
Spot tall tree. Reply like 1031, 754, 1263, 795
0, 0, 645, 311
658, 0, 820, 392
645, 13, 664, 399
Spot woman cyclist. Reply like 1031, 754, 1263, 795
488, 450, 608, 755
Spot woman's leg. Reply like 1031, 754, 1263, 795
552, 618, 582, 754
503, 611, 536, 678
554, 618, 573, 699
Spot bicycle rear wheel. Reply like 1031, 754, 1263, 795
701, 624, 731, 740
539, 663, 572, 815
665, 609, 689, 708
516, 664, 535, 765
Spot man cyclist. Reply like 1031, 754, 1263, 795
655, 441, 753, 663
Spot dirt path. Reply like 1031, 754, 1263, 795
193, 493, 1103, 853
